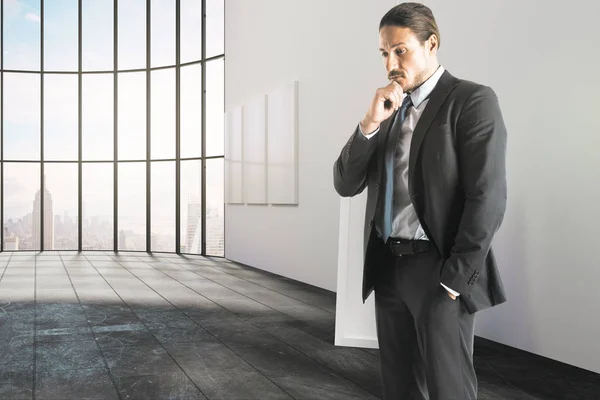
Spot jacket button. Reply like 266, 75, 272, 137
368, 220, 373, 227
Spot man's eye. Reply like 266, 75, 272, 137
395, 49, 405, 55
381, 52, 388, 57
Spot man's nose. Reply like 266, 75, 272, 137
386, 56, 398, 72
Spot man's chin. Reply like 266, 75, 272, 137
403, 79, 421, 95
402, 83, 415, 94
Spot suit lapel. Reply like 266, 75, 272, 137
408, 70, 459, 187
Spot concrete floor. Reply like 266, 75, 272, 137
0, 252, 598, 399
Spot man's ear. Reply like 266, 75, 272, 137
428, 34, 438, 54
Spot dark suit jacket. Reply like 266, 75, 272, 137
333, 70, 508, 314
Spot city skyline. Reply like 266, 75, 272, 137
3, 174, 223, 255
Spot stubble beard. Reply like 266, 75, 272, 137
404, 67, 430, 95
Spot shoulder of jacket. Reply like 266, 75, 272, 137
456, 78, 488, 94
452, 78, 496, 103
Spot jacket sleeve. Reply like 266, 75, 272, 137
333, 125, 379, 197
440, 85, 508, 296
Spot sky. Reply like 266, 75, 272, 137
1, 0, 224, 240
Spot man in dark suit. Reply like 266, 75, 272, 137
333, 3, 508, 399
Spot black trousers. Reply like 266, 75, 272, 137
374, 241, 477, 400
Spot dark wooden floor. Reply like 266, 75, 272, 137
0, 252, 598, 399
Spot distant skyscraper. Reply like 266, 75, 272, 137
4, 234, 19, 250
186, 195, 202, 254
32, 176, 54, 250
151, 233, 157, 251
206, 205, 224, 256
82, 201, 87, 227
119, 230, 127, 250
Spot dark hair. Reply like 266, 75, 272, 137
379, 2, 441, 50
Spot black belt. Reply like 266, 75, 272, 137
386, 238, 431, 257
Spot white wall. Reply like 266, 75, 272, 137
428, 0, 600, 373
225, 0, 398, 291
226, 0, 600, 373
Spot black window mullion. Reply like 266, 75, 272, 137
78, 0, 83, 252
146, 0, 151, 252
114, 0, 119, 253
222, 1, 226, 258
40, 0, 45, 251
175, 0, 181, 254
201, 0, 207, 256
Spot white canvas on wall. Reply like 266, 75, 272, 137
267, 81, 299, 204
225, 106, 243, 204
243, 95, 268, 204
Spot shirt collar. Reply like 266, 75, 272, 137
407, 65, 445, 108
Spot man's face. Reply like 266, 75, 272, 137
379, 25, 437, 94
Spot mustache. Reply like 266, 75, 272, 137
388, 72, 404, 80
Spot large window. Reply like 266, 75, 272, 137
1, 0, 225, 256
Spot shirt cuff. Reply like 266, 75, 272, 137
358, 122, 379, 139
441, 283, 460, 297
